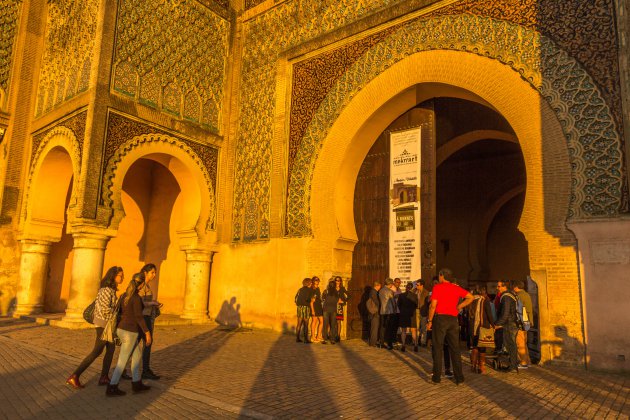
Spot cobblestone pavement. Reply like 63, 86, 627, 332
0, 317, 628, 419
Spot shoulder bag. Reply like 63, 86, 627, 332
83, 301, 96, 324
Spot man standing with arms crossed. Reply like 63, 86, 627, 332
427, 268, 474, 384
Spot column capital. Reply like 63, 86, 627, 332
71, 232, 110, 249
18, 238, 52, 254
184, 249, 213, 263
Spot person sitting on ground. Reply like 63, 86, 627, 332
294, 278, 315, 343
397, 282, 419, 352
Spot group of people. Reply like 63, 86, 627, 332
294, 276, 348, 344
302, 268, 534, 385
65, 263, 163, 397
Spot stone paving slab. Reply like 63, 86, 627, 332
0, 317, 629, 419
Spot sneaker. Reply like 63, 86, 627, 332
321, 340, 327, 344
444, 371, 454, 378
296, 338, 303, 343
518, 364, 529, 370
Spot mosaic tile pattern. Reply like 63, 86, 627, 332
112, 0, 230, 133
285, 14, 624, 236
0, 0, 21, 110
103, 112, 218, 230
35, 0, 98, 116
233, 0, 402, 241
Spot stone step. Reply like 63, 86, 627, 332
16, 313, 210, 328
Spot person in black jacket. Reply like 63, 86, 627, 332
367, 281, 381, 346
398, 283, 418, 352
495, 280, 519, 373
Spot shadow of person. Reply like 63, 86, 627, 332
542, 325, 584, 364
215, 297, 242, 329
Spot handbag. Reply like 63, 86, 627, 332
83, 301, 96, 324
478, 326, 495, 349
101, 297, 122, 346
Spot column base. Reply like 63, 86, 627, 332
180, 311, 211, 323
13, 304, 43, 317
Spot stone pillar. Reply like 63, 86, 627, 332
61, 233, 109, 323
568, 218, 630, 372
181, 250, 212, 320
14, 239, 52, 315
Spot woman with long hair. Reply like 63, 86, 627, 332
334, 276, 348, 341
106, 273, 152, 397
66, 266, 124, 389
138, 263, 161, 380
309, 276, 323, 342
467, 287, 495, 374
321, 280, 340, 344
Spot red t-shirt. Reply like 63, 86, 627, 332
430, 282, 469, 316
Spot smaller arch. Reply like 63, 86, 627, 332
102, 134, 215, 240
21, 127, 81, 240
436, 130, 518, 167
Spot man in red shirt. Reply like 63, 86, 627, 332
427, 268, 473, 384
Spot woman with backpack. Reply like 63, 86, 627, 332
66, 266, 124, 389
106, 272, 152, 396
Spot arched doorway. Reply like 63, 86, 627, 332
348, 97, 530, 338
304, 49, 583, 360
103, 155, 192, 315
102, 135, 215, 320
16, 137, 78, 315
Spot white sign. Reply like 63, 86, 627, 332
389, 128, 421, 285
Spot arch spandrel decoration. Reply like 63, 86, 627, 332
286, 14, 624, 237
101, 134, 216, 234
21, 126, 82, 235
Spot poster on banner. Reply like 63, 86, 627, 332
389, 128, 421, 286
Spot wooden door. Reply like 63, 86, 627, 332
347, 104, 436, 339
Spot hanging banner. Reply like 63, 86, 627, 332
389, 127, 421, 285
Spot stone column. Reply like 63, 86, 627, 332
14, 239, 52, 315
61, 233, 109, 323
181, 250, 212, 320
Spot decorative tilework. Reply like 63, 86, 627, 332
0, 0, 21, 111
233, 0, 402, 242
285, 14, 624, 236
31, 111, 87, 169
112, 0, 230, 133
103, 112, 218, 229
35, 0, 98, 116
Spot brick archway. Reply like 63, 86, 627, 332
307, 50, 584, 362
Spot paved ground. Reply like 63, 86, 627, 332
0, 317, 628, 419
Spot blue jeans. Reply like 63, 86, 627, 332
110, 329, 143, 385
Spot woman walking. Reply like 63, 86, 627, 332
321, 280, 339, 344
138, 263, 161, 380
106, 273, 152, 396
309, 277, 323, 342
66, 266, 124, 389
468, 287, 495, 374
